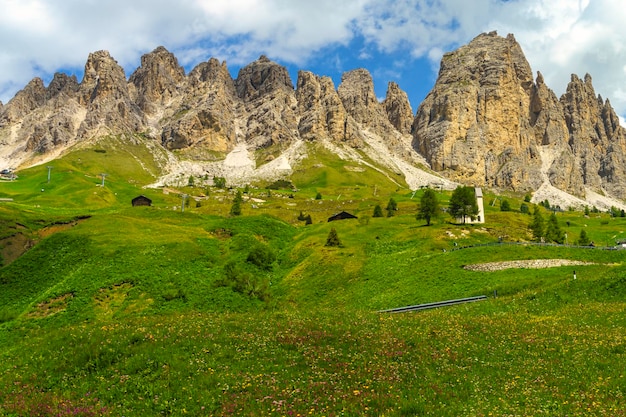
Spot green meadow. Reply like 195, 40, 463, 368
0, 137, 624, 416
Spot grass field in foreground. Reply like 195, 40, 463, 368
0, 137, 625, 416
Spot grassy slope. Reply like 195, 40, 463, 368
0, 138, 625, 416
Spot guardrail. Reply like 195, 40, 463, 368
378, 295, 488, 313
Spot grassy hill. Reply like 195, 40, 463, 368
0, 136, 625, 416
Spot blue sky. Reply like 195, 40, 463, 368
2, 0, 625, 120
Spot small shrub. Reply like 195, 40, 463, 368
246, 244, 276, 271
315, 192, 322, 200
500, 199, 511, 212
0, 309, 18, 323
213, 176, 226, 188
520, 203, 529, 214
162, 289, 186, 302
216, 261, 270, 301
267, 179, 294, 190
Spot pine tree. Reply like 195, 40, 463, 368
230, 191, 243, 216
545, 212, 565, 243
325, 228, 342, 247
417, 188, 439, 226
386, 198, 397, 217
529, 206, 545, 241
577, 229, 590, 246
372, 204, 383, 218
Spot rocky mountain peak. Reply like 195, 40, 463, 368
296, 70, 347, 142
0, 78, 47, 123
559, 71, 626, 197
413, 31, 541, 191
383, 81, 413, 135
79, 50, 130, 105
160, 57, 238, 152
337, 68, 396, 137
46, 73, 79, 99
234, 55, 294, 101
129, 46, 186, 113
188, 58, 234, 92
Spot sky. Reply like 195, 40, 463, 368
2, 0, 626, 121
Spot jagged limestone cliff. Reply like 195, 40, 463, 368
413, 32, 543, 191
1, 35, 626, 200
413, 31, 626, 199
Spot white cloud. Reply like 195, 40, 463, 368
1, 0, 626, 121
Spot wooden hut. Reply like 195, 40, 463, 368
132, 195, 152, 207
328, 211, 357, 222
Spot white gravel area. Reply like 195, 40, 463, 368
464, 259, 595, 272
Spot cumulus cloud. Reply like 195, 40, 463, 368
1, 0, 626, 120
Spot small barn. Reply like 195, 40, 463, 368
132, 195, 152, 207
328, 211, 358, 222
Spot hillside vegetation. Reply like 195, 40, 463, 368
0, 137, 625, 416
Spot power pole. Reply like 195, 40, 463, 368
46, 166, 53, 183
100, 173, 107, 186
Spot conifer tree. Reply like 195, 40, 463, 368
529, 206, 545, 241
386, 198, 397, 217
373, 204, 383, 218
545, 212, 565, 243
417, 188, 439, 226
230, 190, 243, 216
325, 228, 342, 247
577, 229, 590, 246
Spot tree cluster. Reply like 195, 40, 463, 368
449, 186, 478, 224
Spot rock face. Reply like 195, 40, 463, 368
384, 82, 413, 135
413, 31, 626, 199
413, 32, 542, 191
296, 71, 348, 142
160, 57, 238, 153
129, 46, 186, 115
234, 56, 299, 149
559, 74, 626, 198
2, 36, 626, 201
77, 50, 144, 138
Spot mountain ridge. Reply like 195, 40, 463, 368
1, 31, 625, 207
